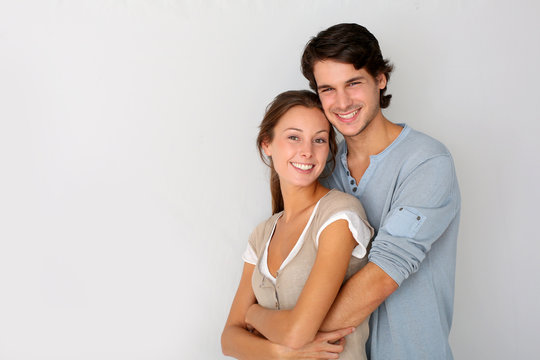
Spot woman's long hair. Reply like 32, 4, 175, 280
256, 90, 337, 214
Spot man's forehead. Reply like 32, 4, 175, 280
313, 60, 370, 84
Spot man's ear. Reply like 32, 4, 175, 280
376, 73, 387, 90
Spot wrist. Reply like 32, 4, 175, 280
245, 303, 259, 327
271, 342, 290, 359
245, 304, 254, 326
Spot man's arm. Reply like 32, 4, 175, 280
320, 262, 398, 331
322, 154, 460, 331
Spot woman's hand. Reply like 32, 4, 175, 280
277, 327, 354, 359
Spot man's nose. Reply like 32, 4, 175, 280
336, 90, 353, 110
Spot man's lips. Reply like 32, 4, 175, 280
335, 108, 360, 121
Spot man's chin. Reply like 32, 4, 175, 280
337, 125, 368, 138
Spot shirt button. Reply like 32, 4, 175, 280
352, 187, 357, 192
350, 179, 354, 185
346, 171, 350, 176
417, 216, 421, 220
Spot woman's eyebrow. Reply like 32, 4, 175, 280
283, 128, 329, 134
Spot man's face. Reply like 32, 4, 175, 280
313, 60, 386, 138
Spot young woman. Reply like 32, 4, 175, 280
221, 90, 373, 360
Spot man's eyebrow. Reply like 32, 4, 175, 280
316, 84, 331, 90
346, 76, 366, 83
317, 76, 367, 90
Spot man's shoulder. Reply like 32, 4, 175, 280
386, 126, 454, 174
400, 126, 451, 159
383, 125, 457, 183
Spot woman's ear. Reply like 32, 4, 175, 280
262, 140, 272, 157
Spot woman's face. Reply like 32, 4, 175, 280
262, 106, 330, 189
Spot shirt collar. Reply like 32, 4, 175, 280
338, 123, 410, 170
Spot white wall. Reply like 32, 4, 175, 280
0, 1, 538, 359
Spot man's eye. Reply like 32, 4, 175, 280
349, 81, 361, 87
320, 88, 333, 93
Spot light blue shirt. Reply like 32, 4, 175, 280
321, 124, 460, 360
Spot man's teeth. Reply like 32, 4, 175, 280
292, 163, 314, 170
338, 110, 359, 119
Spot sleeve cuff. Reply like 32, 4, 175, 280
241, 243, 257, 265
315, 210, 373, 259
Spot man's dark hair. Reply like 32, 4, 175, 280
301, 23, 394, 108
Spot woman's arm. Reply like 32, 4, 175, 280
221, 262, 352, 359
245, 219, 357, 349
221, 263, 281, 359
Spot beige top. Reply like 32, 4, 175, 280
247, 189, 374, 360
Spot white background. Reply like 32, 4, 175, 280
1, 1, 539, 359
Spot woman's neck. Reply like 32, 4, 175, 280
280, 182, 329, 222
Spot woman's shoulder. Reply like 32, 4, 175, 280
319, 189, 366, 215
317, 189, 367, 222
248, 212, 282, 252
313, 189, 374, 250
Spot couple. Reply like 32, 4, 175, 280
222, 23, 461, 360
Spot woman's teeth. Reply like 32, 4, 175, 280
292, 162, 314, 170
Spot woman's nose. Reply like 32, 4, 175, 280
300, 142, 313, 158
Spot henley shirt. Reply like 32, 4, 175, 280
321, 124, 460, 360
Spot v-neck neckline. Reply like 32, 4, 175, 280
261, 189, 334, 283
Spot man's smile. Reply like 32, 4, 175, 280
335, 108, 360, 122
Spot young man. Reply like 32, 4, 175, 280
301, 23, 461, 359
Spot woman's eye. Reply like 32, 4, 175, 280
288, 135, 299, 141
314, 138, 327, 144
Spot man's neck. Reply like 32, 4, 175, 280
344, 113, 403, 184
345, 113, 402, 160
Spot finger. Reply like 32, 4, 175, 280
303, 339, 345, 355
317, 341, 345, 354
328, 336, 347, 346
316, 327, 355, 342
308, 351, 340, 359
299, 351, 339, 359
295, 340, 345, 359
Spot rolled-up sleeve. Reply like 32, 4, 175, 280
368, 154, 460, 285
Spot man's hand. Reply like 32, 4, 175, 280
277, 327, 355, 359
